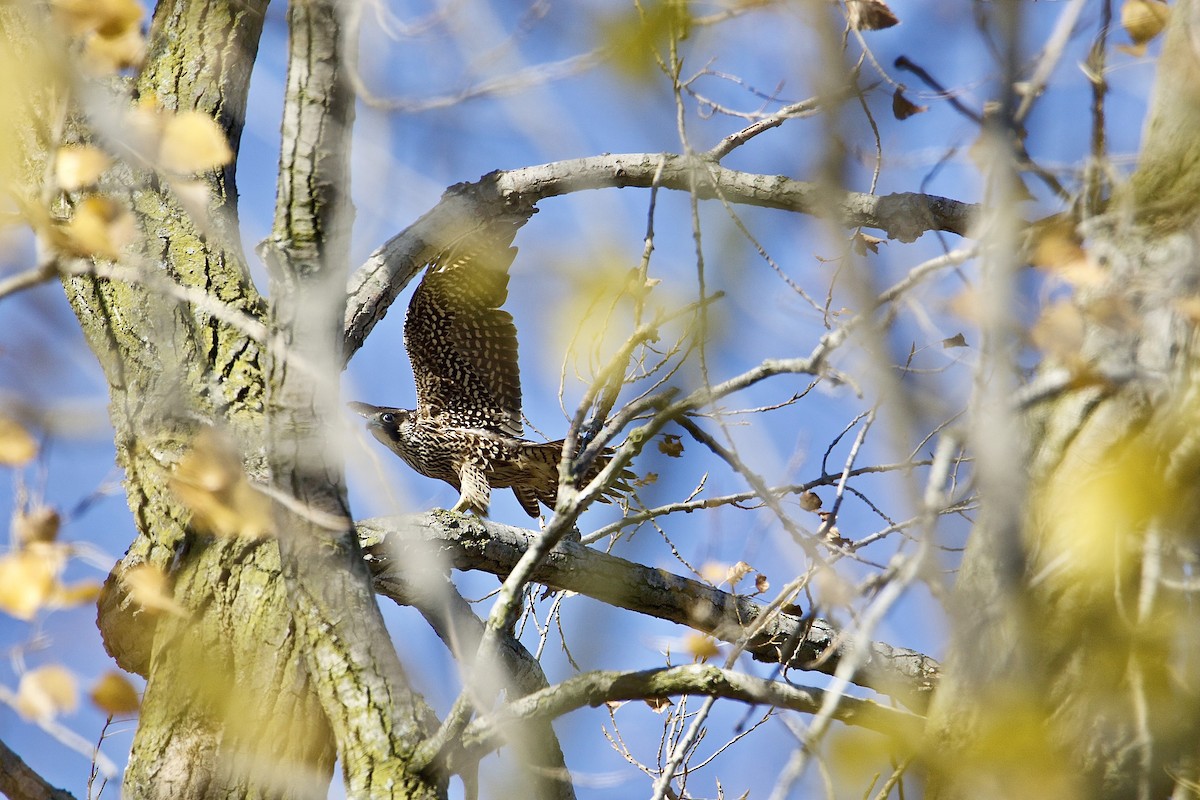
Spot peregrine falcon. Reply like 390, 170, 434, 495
351, 228, 629, 517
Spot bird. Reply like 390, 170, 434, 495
351, 226, 630, 517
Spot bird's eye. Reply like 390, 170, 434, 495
380, 412, 396, 425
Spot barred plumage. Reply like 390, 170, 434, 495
351, 228, 629, 517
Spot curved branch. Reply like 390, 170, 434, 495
0, 739, 76, 800
342, 154, 979, 362
375, 569, 576, 800
452, 664, 923, 768
357, 513, 940, 712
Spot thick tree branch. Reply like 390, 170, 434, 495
1129, 0, 1200, 228
264, 1, 441, 797
342, 154, 979, 362
450, 664, 923, 769
0, 739, 76, 800
378, 572, 576, 800
358, 514, 940, 712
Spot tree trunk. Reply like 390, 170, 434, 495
926, 2, 1200, 797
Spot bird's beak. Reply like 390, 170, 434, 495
348, 401, 380, 419
347, 402, 383, 427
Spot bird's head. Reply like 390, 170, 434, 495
348, 402, 413, 448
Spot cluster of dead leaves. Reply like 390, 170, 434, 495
13, 664, 140, 722
0, 416, 102, 621
53, 0, 145, 74
45, 103, 234, 261
701, 559, 771, 595
170, 429, 275, 540
1, 2, 233, 263
0, 410, 141, 721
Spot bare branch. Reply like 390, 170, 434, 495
0, 738, 76, 800
452, 664, 924, 767
357, 514, 941, 711
343, 154, 979, 362
0, 257, 58, 303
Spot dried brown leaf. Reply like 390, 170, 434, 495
892, 88, 927, 120
645, 696, 673, 712
852, 231, 887, 255
725, 560, 754, 588
13, 506, 60, 545
657, 434, 684, 458
90, 671, 141, 716
847, 0, 899, 30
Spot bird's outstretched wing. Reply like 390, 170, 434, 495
404, 230, 523, 437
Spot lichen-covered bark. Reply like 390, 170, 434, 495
263, 2, 443, 797
54, 1, 340, 797
926, 3, 1200, 797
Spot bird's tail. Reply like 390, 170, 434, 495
515, 440, 635, 514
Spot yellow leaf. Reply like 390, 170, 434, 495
0, 416, 38, 465
52, 0, 143, 37
947, 286, 983, 323
598, 2, 692, 81
699, 561, 728, 585
50, 579, 103, 608
15, 664, 78, 721
1031, 223, 1105, 288
84, 26, 146, 73
170, 430, 275, 539
55, 145, 111, 190
1174, 296, 1200, 324
158, 111, 233, 174
58, 196, 137, 259
1030, 301, 1085, 363
122, 564, 188, 617
168, 178, 214, 219
1121, 0, 1169, 47
684, 633, 721, 661
12, 506, 60, 545
90, 671, 140, 716
0, 547, 62, 620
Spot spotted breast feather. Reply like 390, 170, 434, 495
350, 225, 632, 516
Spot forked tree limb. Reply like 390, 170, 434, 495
342, 154, 979, 362
358, 513, 941, 712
